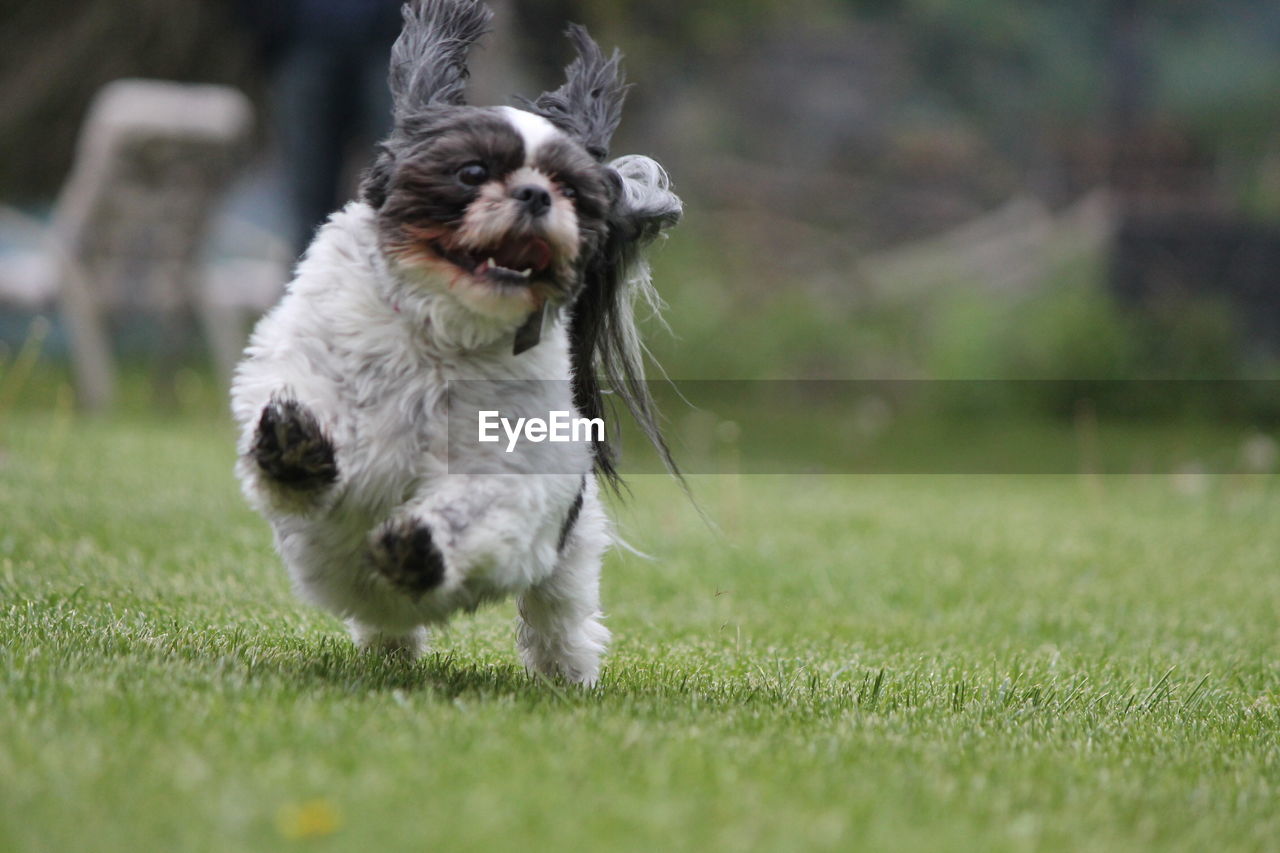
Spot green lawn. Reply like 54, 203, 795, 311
1, 408, 1278, 852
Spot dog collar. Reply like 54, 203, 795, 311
512, 304, 548, 355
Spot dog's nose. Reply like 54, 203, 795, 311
511, 185, 552, 218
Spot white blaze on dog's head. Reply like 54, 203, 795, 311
499, 107, 560, 154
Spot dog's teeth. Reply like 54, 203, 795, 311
476, 258, 491, 273
519, 268, 532, 278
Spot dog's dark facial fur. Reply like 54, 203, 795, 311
373, 110, 526, 226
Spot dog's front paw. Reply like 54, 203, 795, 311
368, 517, 447, 599
252, 397, 338, 490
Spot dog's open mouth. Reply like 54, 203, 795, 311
430, 237, 554, 285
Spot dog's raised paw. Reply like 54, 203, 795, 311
252, 398, 338, 489
369, 517, 446, 598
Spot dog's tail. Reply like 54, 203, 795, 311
387, 0, 492, 120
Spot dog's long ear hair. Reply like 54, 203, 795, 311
388, 0, 492, 117
362, 0, 493, 206
573, 154, 683, 490
526, 28, 685, 490
523, 24, 626, 162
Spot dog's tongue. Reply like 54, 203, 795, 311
494, 238, 552, 273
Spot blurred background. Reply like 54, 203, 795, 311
0, 0, 1277, 456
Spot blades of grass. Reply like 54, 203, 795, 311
1180, 673, 1212, 711
1058, 675, 1090, 711
1140, 666, 1177, 712
0, 316, 51, 427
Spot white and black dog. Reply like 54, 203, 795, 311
231, 0, 680, 685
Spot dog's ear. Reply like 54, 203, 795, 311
523, 25, 628, 162
361, 145, 395, 208
362, 1, 491, 207
388, 0, 493, 118
567, 154, 682, 490
606, 155, 683, 246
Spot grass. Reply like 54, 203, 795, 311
1, 402, 1279, 852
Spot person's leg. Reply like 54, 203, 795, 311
273, 40, 347, 256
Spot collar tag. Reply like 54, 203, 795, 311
513, 304, 548, 355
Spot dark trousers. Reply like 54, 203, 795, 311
273, 34, 394, 256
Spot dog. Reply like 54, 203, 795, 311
231, 0, 681, 686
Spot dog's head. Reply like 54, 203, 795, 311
363, 2, 678, 345
362, 0, 682, 485
371, 105, 611, 333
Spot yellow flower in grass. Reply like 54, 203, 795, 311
275, 798, 342, 840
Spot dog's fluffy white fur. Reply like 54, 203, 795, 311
231, 1, 680, 686
233, 198, 610, 682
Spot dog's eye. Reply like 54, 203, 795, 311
559, 183, 577, 201
457, 162, 489, 186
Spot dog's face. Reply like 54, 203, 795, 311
376, 106, 614, 324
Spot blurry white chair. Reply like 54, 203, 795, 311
50, 78, 254, 409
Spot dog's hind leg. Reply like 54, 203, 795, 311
346, 620, 428, 658
516, 485, 611, 687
